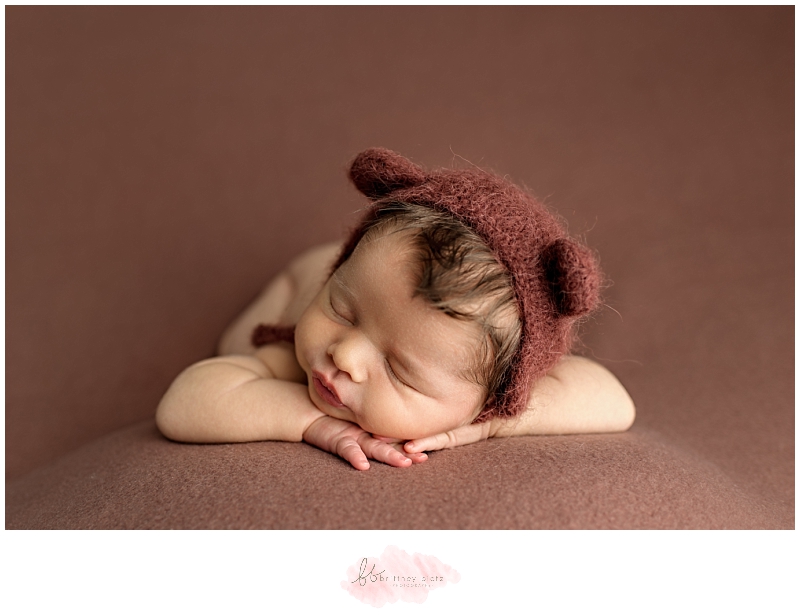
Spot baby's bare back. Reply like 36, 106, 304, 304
218, 241, 343, 356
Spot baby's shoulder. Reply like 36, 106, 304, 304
285, 241, 343, 293
252, 342, 307, 383
217, 241, 342, 356
281, 241, 343, 323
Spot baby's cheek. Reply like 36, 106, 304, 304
360, 403, 432, 441
293, 310, 321, 368
292, 331, 309, 371
356, 396, 407, 439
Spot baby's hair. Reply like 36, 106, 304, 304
354, 202, 522, 407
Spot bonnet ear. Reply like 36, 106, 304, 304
542, 238, 601, 317
349, 148, 427, 200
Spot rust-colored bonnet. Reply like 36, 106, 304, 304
334, 148, 602, 421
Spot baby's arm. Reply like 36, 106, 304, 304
404, 355, 635, 453
492, 355, 635, 437
155, 346, 324, 443
156, 348, 426, 469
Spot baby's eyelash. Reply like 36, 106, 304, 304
385, 360, 409, 388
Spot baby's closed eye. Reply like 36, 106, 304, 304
385, 359, 407, 386
328, 293, 354, 325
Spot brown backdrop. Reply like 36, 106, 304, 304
6, 6, 793, 528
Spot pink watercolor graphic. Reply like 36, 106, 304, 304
342, 545, 461, 607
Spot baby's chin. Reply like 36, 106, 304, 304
321, 407, 409, 440
312, 398, 450, 441
355, 419, 431, 442
315, 402, 358, 425
320, 408, 394, 438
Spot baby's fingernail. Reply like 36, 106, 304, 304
405, 443, 417, 453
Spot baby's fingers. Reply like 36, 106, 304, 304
404, 423, 491, 453
360, 437, 422, 468
335, 438, 370, 471
373, 444, 413, 468
388, 445, 428, 464
372, 435, 403, 444
404, 452, 429, 464
371, 436, 427, 464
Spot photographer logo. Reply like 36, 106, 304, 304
342, 545, 460, 606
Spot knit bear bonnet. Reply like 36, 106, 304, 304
254, 147, 601, 422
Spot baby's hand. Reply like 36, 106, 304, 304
402, 422, 495, 454
303, 416, 428, 471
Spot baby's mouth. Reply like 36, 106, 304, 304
312, 372, 346, 408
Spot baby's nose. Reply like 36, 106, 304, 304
328, 335, 368, 383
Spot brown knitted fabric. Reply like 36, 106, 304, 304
335, 148, 601, 422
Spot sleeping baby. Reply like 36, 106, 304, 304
156, 148, 635, 470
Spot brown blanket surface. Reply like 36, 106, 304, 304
4, 421, 783, 530
6, 6, 793, 529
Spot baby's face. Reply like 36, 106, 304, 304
294, 230, 486, 440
